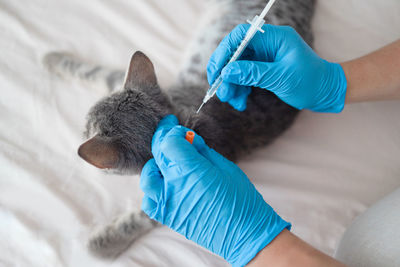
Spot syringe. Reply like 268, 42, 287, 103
196, 0, 278, 114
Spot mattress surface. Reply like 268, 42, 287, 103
0, 0, 399, 266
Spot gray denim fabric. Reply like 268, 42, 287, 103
335, 187, 400, 267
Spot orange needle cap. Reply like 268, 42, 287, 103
185, 131, 195, 144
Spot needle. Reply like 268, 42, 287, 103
196, 102, 205, 114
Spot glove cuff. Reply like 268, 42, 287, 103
230, 212, 291, 267
310, 62, 348, 113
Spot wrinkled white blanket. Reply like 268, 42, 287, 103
1, 0, 399, 266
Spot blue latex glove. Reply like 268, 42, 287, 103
140, 115, 290, 266
207, 24, 347, 112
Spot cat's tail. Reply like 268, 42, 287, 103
43, 52, 125, 92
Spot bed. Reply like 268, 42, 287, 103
1, 0, 399, 266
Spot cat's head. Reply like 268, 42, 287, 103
78, 51, 172, 174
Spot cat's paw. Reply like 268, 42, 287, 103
88, 210, 158, 258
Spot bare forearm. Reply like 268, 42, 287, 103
341, 39, 400, 103
247, 230, 346, 267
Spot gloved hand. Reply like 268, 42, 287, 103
207, 24, 347, 112
140, 115, 290, 266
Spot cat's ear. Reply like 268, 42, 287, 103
123, 51, 158, 90
78, 135, 119, 169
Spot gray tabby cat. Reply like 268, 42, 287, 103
44, 0, 315, 258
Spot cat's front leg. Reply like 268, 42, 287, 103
88, 210, 158, 258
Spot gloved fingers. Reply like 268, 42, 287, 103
140, 158, 163, 202
264, 25, 305, 61
162, 126, 243, 175
208, 24, 297, 86
175, 126, 225, 168
141, 195, 158, 219
153, 125, 211, 177
189, 129, 215, 159
159, 126, 208, 163
221, 60, 279, 90
185, 131, 238, 172
216, 81, 235, 102
207, 24, 251, 85
216, 82, 251, 110
156, 114, 179, 130
248, 24, 296, 62
228, 94, 247, 111
153, 122, 232, 178
227, 86, 251, 111
201, 147, 243, 175
239, 45, 255, 61
152, 115, 179, 165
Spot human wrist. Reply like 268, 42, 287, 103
248, 230, 347, 267
340, 40, 400, 104
247, 229, 294, 267
229, 207, 291, 267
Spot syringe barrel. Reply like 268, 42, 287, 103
197, 0, 277, 113
204, 15, 265, 103
229, 15, 265, 63
205, 75, 224, 102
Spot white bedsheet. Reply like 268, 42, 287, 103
1, 0, 399, 266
